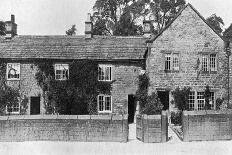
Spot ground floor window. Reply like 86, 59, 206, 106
6, 102, 20, 114
188, 91, 215, 110
98, 95, 112, 113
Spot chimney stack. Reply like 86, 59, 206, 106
5, 14, 17, 39
85, 13, 93, 39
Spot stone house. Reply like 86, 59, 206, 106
0, 14, 147, 121
145, 4, 228, 111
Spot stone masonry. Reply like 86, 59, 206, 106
146, 4, 228, 110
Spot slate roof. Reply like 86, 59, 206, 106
0, 35, 147, 60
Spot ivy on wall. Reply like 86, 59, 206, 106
35, 60, 113, 115
0, 62, 28, 115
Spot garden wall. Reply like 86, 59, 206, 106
0, 115, 128, 142
136, 111, 168, 143
182, 110, 232, 141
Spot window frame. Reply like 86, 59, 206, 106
6, 100, 20, 114
201, 54, 217, 73
164, 53, 180, 72
188, 91, 215, 111
98, 64, 112, 82
6, 63, 20, 80
54, 64, 69, 80
97, 95, 112, 113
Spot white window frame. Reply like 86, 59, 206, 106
55, 64, 69, 80
7, 63, 20, 80
6, 99, 20, 114
98, 64, 112, 81
201, 54, 217, 72
188, 91, 215, 111
164, 53, 179, 71
98, 95, 112, 113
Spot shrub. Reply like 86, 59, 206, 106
141, 92, 163, 115
171, 111, 182, 126
216, 98, 224, 110
171, 87, 191, 111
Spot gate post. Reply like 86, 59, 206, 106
161, 110, 168, 142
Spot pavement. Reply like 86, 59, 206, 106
0, 123, 232, 155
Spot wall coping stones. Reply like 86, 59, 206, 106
183, 110, 232, 116
91, 115, 111, 120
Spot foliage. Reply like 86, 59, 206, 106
141, 92, 163, 115
136, 73, 163, 115
223, 23, 232, 40
0, 62, 27, 115
0, 21, 6, 36
171, 111, 182, 125
92, 0, 186, 36
206, 14, 224, 34
35, 60, 113, 115
216, 98, 224, 110
171, 87, 191, 111
66, 25, 77, 36
203, 85, 211, 110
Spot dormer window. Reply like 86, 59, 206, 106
7, 63, 20, 80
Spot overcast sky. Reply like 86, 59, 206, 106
0, 0, 231, 35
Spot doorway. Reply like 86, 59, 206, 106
30, 97, 40, 115
157, 91, 169, 110
128, 95, 136, 124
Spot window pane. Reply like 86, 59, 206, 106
98, 65, 112, 81
98, 67, 104, 81
105, 96, 111, 111
202, 55, 208, 71
197, 92, 205, 110
210, 54, 216, 71
165, 54, 171, 70
98, 96, 104, 111
173, 54, 179, 71
188, 92, 195, 111
55, 64, 69, 80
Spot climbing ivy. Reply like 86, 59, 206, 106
35, 60, 113, 115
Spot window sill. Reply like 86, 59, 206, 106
98, 111, 112, 113
98, 80, 112, 82
164, 70, 179, 73
7, 78, 20, 81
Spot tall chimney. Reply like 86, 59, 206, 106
5, 14, 17, 39
85, 13, 93, 39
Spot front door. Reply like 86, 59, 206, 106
30, 97, 40, 115
128, 95, 136, 124
157, 91, 169, 110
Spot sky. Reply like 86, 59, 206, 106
0, 0, 231, 35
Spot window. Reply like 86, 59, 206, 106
6, 102, 20, 114
165, 54, 171, 71
98, 65, 112, 81
164, 53, 179, 71
7, 63, 20, 80
197, 92, 205, 110
188, 91, 215, 111
98, 95, 112, 113
55, 64, 69, 80
201, 54, 217, 72
188, 92, 195, 110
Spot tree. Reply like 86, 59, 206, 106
92, 0, 186, 36
206, 14, 224, 34
0, 21, 6, 36
65, 25, 77, 36
223, 23, 232, 40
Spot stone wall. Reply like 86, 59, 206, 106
0, 115, 128, 142
146, 5, 227, 109
182, 110, 232, 141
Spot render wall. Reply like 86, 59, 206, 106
146, 5, 227, 108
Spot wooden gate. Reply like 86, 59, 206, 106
136, 115, 143, 141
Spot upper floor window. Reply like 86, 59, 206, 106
55, 64, 69, 80
164, 53, 179, 71
201, 54, 217, 72
98, 95, 112, 113
98, 65, 112, 81
7, 63, 20, 80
